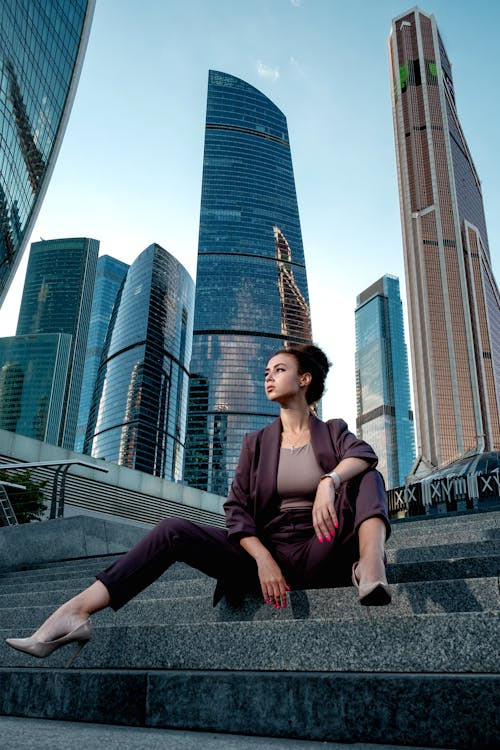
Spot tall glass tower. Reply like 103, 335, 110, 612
355, 275, 415, 489
16, 237, 99, 448
0, 0, 95, 305
85, 244, 194, 481
75, 255, 129, 453
184, 70, 312, 495
389, 8, 500, 475
0, 333, 72, 443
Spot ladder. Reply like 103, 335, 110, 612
0, 483, 19, 526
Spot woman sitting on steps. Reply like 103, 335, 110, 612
5, 343, 391, 667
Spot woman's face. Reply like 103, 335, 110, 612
264, 353, 309, 403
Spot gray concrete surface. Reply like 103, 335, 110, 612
0, 716, 457, 750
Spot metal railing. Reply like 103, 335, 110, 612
0, 460, 108, 520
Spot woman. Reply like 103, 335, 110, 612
5, 344, 391, 668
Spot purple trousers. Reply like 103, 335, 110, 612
97, 469, 390, 610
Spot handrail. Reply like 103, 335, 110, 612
0, 459, 109, 520
0, 460, 108, 472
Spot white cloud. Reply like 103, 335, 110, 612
290, 0, 302, 7
290, 56, 307, 78
256, 61, 280, 82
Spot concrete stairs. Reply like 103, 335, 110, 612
0, 511, 498, 748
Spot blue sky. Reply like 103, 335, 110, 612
1, 0, 499, 431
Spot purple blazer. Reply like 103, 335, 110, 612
223, 414, 380, 541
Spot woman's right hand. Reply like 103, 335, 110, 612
239, 536, 290, 608
255, 551, 290, 609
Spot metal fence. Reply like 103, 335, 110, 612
387, 469, 500, 517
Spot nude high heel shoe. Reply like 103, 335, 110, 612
352, 563, 391, 606
5, 619, 92, 668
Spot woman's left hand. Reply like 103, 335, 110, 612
312, 477, 338, 543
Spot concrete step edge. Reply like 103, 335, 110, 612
0, 668, 497, 749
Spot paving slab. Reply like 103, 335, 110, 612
0, 716, 456, 750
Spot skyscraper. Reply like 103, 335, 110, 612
16, 237, 99, 448
75, 255, 129, 453
389, 8, 500, 475
184, 70, 312, 495
0, 333, 71, 443
85, 244, 194, 481
355, 275, 415, 489
0, 0, 95, 305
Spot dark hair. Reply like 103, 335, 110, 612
272, 343, 331, 404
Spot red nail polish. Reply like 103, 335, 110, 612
325, 533, 331, 542
318, 535, 324, 543
334, 520, 339, 529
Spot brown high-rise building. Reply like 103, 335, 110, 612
389, 8, 500, 476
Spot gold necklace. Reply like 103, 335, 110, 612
281, 425, 309, 451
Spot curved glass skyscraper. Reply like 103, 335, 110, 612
85, 244, 194, 481
75, 255, 129, 453
0, 0, 95, 305
185, 70, 312, 495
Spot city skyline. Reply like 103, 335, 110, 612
0, 1, 498, 434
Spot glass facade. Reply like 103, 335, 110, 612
74, 254, 129, 452
85, 244, 194, 481
389, 9, 500, 473
355, 275, 415, 489
16, 237, 99, 448
0, 333, 72, 444
0, 0, 95, 305
184, 70, 312, 495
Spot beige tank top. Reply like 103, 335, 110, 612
277, 442, 324, 511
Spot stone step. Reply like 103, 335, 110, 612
0, 576, 214, 608
387, 553, 499, 582
2, 535, 496, 585
15, 553, 126, 572
387, 523, 500, 545
388, 525, 499, 548
0, 561, 205, 590
0, 559, 204, 585
3, 531, 494, 586
0, 668, 496, 749
0, 610, 497, 672
385, 538, 498, 563
1, 551, 497, 604
389, 509, 499, 534
2, 509, 497, 577
0, 577, 496, 630
1, 550, 497, 605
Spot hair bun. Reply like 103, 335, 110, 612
296, 344, 331, 377
280, 343, 331, 404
